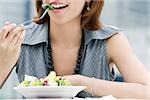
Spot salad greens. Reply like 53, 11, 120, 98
42, 4, 53, 10
19, 71, 71, 87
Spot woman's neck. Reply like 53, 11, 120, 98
49, 18, 82, 48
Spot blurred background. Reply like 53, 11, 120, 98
0, 0, 149, 99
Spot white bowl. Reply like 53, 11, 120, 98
14, 86, 86, 98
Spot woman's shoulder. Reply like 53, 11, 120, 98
100, 25, 129, 49
84, 25, 123, 44
104, 26, 133, 61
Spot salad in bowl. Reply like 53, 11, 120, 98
19, 71, 71, 87
14, 71, 86, 98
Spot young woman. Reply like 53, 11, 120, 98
0, 0, 149, 99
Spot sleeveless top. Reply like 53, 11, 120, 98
16, 22, 122, 98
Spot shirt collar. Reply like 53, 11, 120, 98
23, 23, 121, 46
23, 22, 49, 45
84, 25, 122, 45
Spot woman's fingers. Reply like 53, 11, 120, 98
0, 24, 16, 39
0, 23, 25, 80
9, 25, 26, 47
9, 31, 22, 47
15, 29, 26, 47
0, 23, 26, 49
6, 25, 24, 43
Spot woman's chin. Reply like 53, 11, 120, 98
50, 21, 67, 25
50, 19, 72, 25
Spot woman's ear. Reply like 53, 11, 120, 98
85, 0, 91, 11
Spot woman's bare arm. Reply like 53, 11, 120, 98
64, 32, 150, 99
92, 32, 150, 98
0, 23, 25, 88
107, 32, 149, 85
0, 67, 14, 89
77, 75, 149, 99
64, 73, 149, 99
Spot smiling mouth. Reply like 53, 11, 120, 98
50, 3, 69, 10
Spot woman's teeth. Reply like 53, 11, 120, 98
51, 4, 68, 9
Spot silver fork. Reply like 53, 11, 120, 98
20, 8, 49, 25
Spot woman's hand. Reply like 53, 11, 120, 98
62, 74, 82, 86
62, 75, 94, 95
0, 22, 26, 70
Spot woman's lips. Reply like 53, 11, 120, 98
49, 1, 68, 13
52, 6, 68, 13
51, 4, 68, 13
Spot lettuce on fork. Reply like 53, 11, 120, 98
42, 4, 53, 10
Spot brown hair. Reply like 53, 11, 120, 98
34, 0, 104, 30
